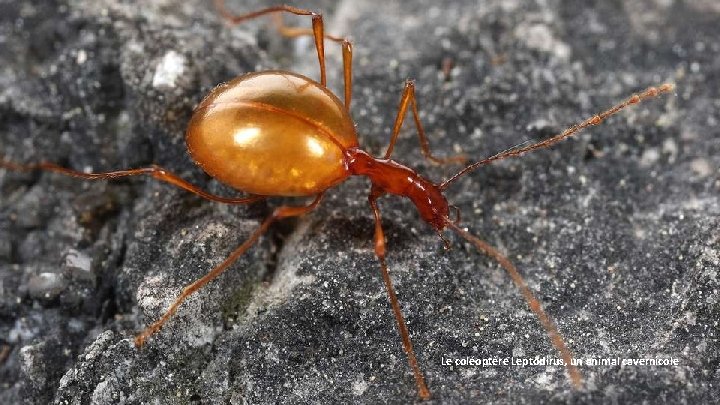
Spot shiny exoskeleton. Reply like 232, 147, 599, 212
186, 71, 451, 230
0, 2, 674, 400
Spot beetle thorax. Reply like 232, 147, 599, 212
345, 148, 449, 230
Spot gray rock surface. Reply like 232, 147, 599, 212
1, 0, 718, 403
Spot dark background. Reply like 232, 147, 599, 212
1, 0, 717, 403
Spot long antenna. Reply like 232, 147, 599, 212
439, 83, 674, 190
445, 221, 583, 388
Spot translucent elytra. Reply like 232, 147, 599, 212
186, 71, 358, 196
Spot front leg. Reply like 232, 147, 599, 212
368, 186, 431, 400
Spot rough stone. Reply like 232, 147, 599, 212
1, 0, 718, 403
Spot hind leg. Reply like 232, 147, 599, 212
214, 1, 354, 108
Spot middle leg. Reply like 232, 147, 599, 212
134, 193, 324, 347
383, 80, 466, 165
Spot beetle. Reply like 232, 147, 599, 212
0, 2, 675, 400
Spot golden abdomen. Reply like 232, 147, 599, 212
186, 71, 358, 196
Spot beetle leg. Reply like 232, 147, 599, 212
214, 0, 354, 106
369, 187, 431, 400
0, 160, 265, 205
383, 79, 467, 165
134, 193, 324, 347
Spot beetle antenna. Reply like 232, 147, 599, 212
439, 83, 674, 190
449, 204, 462, 225
445, 221, 583, 388
483, 139, 533, 161
436, 229, 452, 250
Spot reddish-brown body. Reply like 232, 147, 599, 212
345, 148, 450, 229
0, 1, 673, 400
186, 70, 451, 231
186, 71, 357, 196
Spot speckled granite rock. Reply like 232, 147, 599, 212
1, 0, 718, 403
